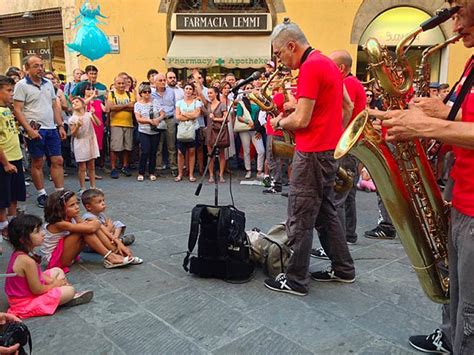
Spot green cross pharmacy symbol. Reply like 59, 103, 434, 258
215, 58, 225, 66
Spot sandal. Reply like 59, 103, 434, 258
189, 176, 196, 182
103, 250, 132, 269
130, 256, 144, 265
149, 174, 157, 181
208, 176, 215, 183
219, 176, 225, 183
63, 290, 94, 307
174, 176, 182, 182
137, 175, 144, 181
95, 175, 103, 180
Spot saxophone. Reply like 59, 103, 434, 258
415, 34, 462, 98
335, 29, 452, 303
248, 65, 352, 193
415, 34, 462, 161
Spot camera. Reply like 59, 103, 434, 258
0, 322, 32, 354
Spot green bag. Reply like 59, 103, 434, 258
248, 223, 292, 278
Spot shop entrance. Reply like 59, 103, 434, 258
356, 6, 447, 84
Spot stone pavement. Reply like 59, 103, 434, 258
0, 169, 441, 354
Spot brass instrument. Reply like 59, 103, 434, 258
415, 34, 462, 162
335, 27, 452, 303
415, 34, 462, 98
248, 65, 352, 193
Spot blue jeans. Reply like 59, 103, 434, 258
139, 132, 160, 175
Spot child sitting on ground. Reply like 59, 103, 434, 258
5, 214, 93, 319
81, 188, 142, 265
38, 190, 132, 270
357, 167, 377, 192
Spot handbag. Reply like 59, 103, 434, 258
207, 103, 230, 148
177, 120, 196, 142
149, 106, 168, 132
207, 121, 230, 148
234, 103, 252, 133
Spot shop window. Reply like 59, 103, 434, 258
356, 7, 445, 84
10, 35, 66, 75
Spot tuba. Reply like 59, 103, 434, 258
249, 65, 353, 193
335, 24, 454, 303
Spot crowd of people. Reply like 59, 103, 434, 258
0, 0, 471, 353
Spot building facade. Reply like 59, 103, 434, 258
0, 0, 470, 86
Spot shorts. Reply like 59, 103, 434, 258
110, 126, 133, 152
177, 129, 200, 155
27, 128, 62, 158
0, 160, 26, 208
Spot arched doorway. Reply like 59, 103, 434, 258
355, 6, 447, 83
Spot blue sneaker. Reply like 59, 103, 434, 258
121, 167, 132, 177
37, 194, 48, 208
110, 169, 119, 179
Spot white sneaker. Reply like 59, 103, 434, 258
256, 172, 265, 180
245, 171, 251, 179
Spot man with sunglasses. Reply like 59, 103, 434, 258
382, 1, 474, 353
264, 19, 355, 296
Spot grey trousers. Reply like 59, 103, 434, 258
449, 208, 474, 354
334, 154, 359, 240
377, 195, 396, 233
156, 118, 177, 170
286, 151, 355, 291
265, 135, 284, 187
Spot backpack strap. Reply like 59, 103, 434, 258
183, 205, 205, 272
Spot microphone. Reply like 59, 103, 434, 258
231, 71, 261, 94
420, 6, 460, 32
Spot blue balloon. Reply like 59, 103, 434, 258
67, 1, 111, 61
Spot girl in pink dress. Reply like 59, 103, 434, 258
5, 214, 93, 319
84, 85, 105, 152
69, 97, 101, 194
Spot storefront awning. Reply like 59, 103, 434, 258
165, 35, 271, 69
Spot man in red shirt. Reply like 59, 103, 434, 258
264, 19, 355, 296
330, 50, 366, 245
383, 1, 473, 353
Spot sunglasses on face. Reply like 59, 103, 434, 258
141, 90, 151, 94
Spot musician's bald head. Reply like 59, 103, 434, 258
329, 50, 353, 76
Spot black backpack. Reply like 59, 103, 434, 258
183, 204, 255, 282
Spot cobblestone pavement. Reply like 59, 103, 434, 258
0, 169, 441, 354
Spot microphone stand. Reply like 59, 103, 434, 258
195, 93, 239, 207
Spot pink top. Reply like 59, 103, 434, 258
5, 251, 46, 298
87, 99, 104, 150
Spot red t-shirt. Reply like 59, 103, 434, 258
451, 56, 474, 216
295, 50, 343, 152
344, 75, 366, 122
266, 92, 284, 137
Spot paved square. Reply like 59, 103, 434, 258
0, 171, 441, 354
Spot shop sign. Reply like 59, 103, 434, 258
24, 48, 51, 59
165, 56, 269, 68
172, 13, 271, 32
107, 35, 120, 54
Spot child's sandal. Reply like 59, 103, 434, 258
129, 256, 144, 265
103, 251, 131, 269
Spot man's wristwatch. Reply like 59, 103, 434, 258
276, 119, 282, 128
